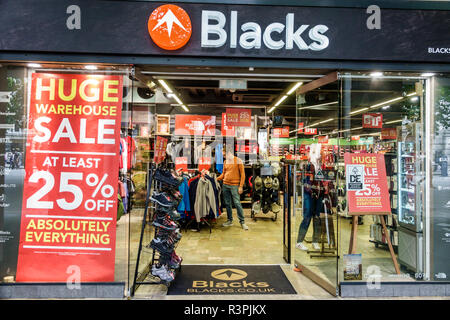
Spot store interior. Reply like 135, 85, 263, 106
1, 61, 438, 297
114, 65, 431, 296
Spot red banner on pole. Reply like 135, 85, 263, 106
362, 113, 383, 128
298, 122, 304, 133
344, 153, 391, 215
174, 114, 216, 136
225, 108, 251, 127
16, 73, 123, 282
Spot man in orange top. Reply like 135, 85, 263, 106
217, 144, 248, 230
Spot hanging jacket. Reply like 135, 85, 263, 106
188, 176, 200, 220
177, 177, 190, 217
205, 174, 220, 217
194, 176, 217, 222
215, 143, 223, 173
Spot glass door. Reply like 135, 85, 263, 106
337, 72, 428, 285
293, 73, 340, 296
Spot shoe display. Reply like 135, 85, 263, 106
152, 264, 175, 282
150, 192, 175, 207
154, 168, 182, 188
152, 214, 178, 230
145, 166, 184, 284
295, 242, 308, 251
222, 220, 233, 227
149, 237, 174, 254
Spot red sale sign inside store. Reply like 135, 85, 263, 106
198, 157, 212, 171
362, 113, 383, 128
16, 73, 123, 282
272, 126, 290, 138
304, 128, 317, 135
175, 114, 216, 136
381, 128, 397, 140
221, 112, 235, 137
344, 153, 391, 215
175, 157, 188, 172
153, 135, 168, 164
225, 108, 251, 127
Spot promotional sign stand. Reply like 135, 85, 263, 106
348, 213, 400, 275
344, 153, 400, 275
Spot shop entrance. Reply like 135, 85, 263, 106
126, 66, 335, 297
292, 71, 430, 296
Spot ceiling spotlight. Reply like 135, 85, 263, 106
382, 105, 391, 110
84, 65, 98, 70
421, 72, 435, 77
410, 96, 419, 102
370, 72, 383, 77
27, 63, 42, 68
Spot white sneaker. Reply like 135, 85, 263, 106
295, 242, 308, 251
241, 223, 249, 230
222, 220, 233, 227
312, 242, 320, 250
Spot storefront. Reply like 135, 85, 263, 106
0, 0, 449, 299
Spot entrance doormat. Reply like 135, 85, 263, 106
167, 265, 297, 295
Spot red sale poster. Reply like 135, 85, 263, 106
381, 128, 397, 140
174, 114, 216, 136
198, 157, 212, 171
221, 112, 236, 137
16, 73, 123, 282
362, 113, 383, 128
304, 128, 317, 135
175, 157, 188, 172
225, 108, 251, 127
344, 153, 391, 215
272, 126, 290, 138
153, 135, 168, 164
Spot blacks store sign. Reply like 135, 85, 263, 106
0, 0, 449, 62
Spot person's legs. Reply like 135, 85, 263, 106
311, 197, 324, 245
222, 184, 234, 222
230, 185, 245, 224
297, 192, 313, 243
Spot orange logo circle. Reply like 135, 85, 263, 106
148, 4, 192, 50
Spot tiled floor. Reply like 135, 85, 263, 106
115, 206, 448, 300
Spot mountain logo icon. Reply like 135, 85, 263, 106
211, 268, 248, 281
148, 4, 192, 50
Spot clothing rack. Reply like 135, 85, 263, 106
184, 169, 214, 233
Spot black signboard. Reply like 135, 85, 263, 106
0, 0, 449, 63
